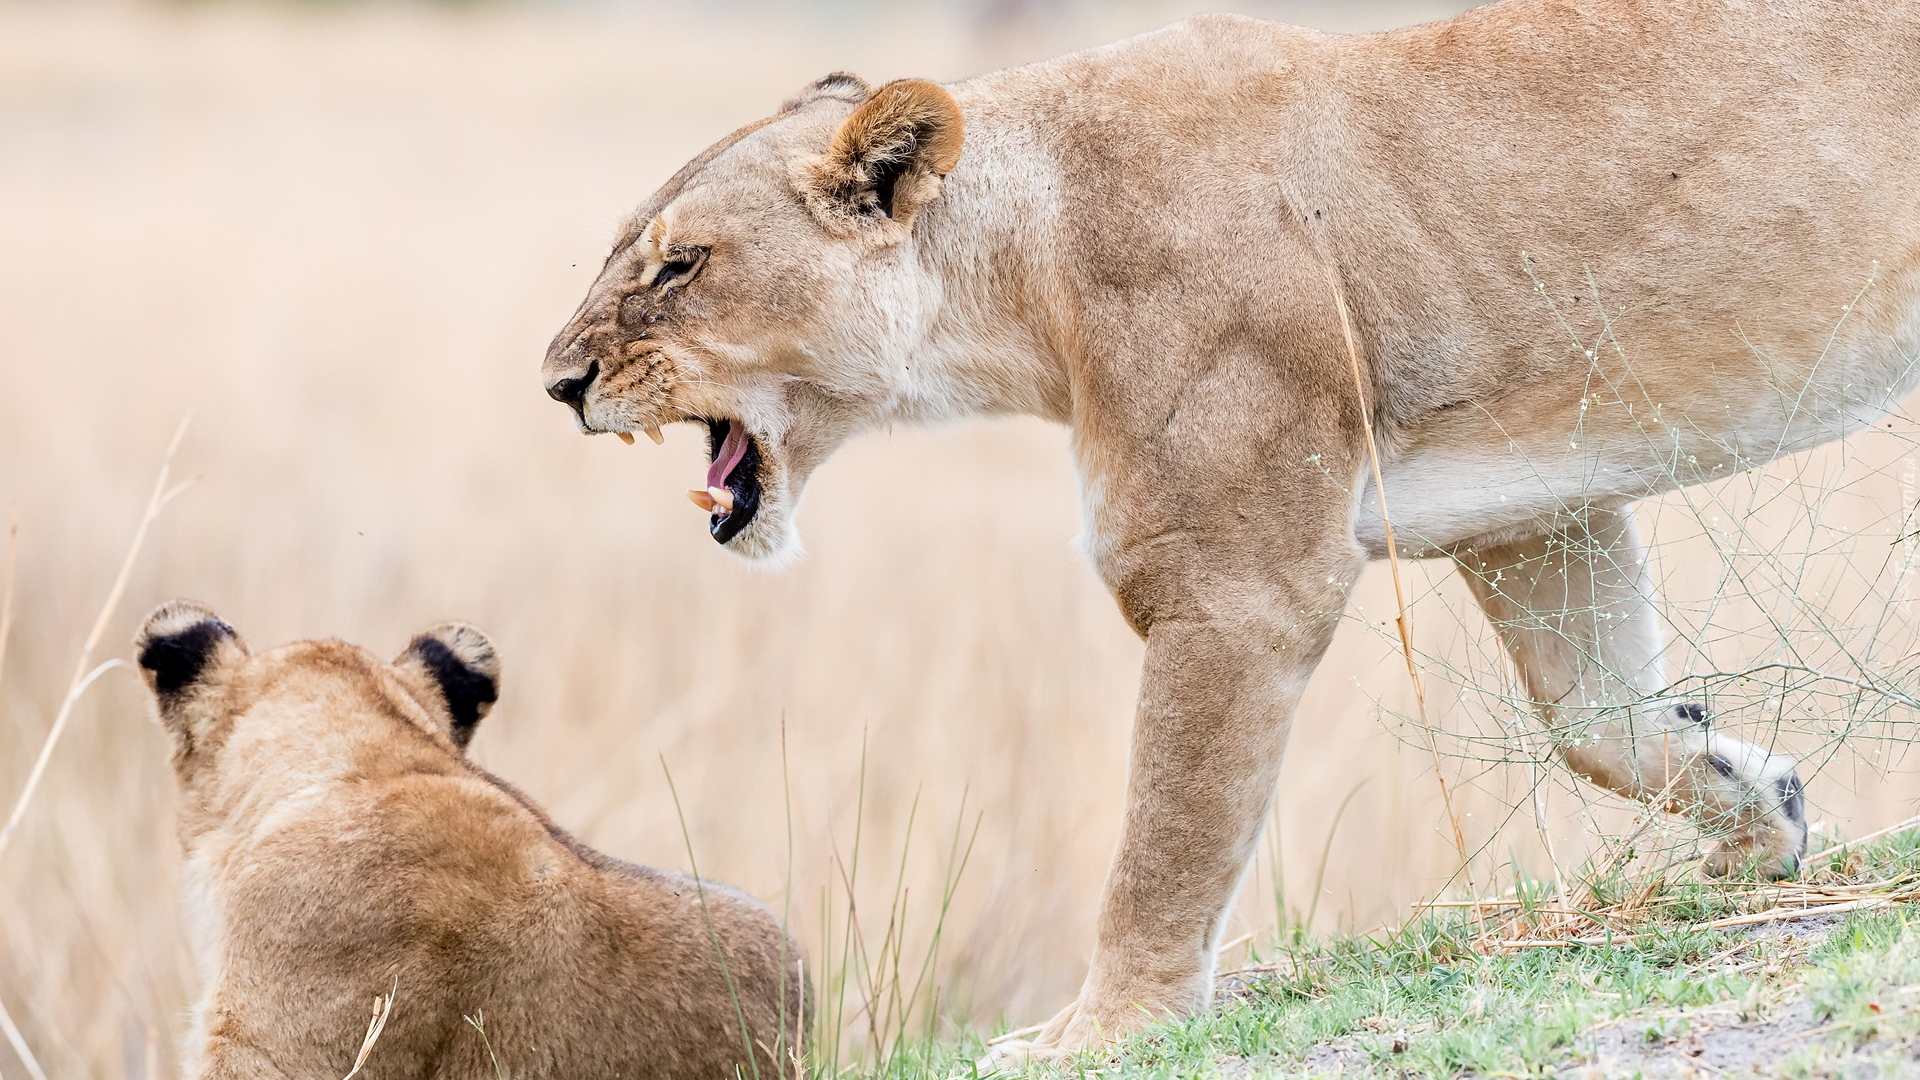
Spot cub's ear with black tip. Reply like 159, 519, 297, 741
134, 600, 246, 711
793, 78, 964, 235
780, 71, 871, 114
395, 623, 499, 751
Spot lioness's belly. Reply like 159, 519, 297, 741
1352, 307, 1920, 558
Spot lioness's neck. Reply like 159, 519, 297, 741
898, 85, 1077, 426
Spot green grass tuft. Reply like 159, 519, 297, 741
851, 827, 1920, 1079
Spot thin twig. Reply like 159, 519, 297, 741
1579, 731, 1691, 904
985, 1023, 1044, 1047
343, 978, 398, 1080
461, 1009, 505, 1080
0, 416, 193, 866
1323, 265, 1470, 879
1494, 895, 1901, 949
1305, 780, 1368, 933
1216, 956, 1303, 979
1527, 755, 1571, 919
0, 504, 18, 705
792, 952, 806, 1080
660, 755, 761, 1080
1806, 813, 1920, 866
1664, 663, 1920, 712
1705, 897, 1897, 929
0, 993, 47, 1080
0, 505, 23, 1080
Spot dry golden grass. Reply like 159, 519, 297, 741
2, 1, 1917, 1075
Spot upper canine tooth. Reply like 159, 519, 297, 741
644, 426, 665, 445
707, 486, 735, 513
615, 431, 635, 445
687, 488, 717, 513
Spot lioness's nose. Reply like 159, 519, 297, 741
545, 359, 598, 410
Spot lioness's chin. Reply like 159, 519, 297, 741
696, 418, 803, 564
722, 510, 803, 565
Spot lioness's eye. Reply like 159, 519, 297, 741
652, 247, 709, 290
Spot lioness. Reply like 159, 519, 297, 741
136, 601, 808, 1079
541, 0, 1918, 1054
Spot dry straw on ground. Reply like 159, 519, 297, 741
1, 1, 1917, 1076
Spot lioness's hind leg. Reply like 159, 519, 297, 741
1455, 506, 1808, 878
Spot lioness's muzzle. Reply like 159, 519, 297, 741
545, 359, 597, 413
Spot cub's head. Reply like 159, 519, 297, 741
540, 74, 965, 562
134, 600, 502, 784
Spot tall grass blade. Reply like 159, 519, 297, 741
661, 755, 762, 1080
1322, 266, 1471, 886
0, 416, 193, 866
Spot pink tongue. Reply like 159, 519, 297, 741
705, 424, 751, 492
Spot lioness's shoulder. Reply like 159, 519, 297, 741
1054, 11, 1322, 94
1161, 11, 1329, 50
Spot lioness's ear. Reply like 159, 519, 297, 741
780, 71, 871, 113
794, 79, 964, 233
395, 623, 499, 751
135, 600, 246, 722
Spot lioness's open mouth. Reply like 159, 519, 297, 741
686, 418, 762, 544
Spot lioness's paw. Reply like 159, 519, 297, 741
977, 1038, 1078, 1076
1701, 771, 1807, 880
1691, 724, 1807, 880
977, 1001, 1096, 1076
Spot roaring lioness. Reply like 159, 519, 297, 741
541, 0, 1919, 1054
135, 601, 808, 1079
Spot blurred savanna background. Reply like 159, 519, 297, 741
5, 0, 1920, 1074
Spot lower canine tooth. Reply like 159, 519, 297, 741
615, 431, 635, 445
644, 426, 665, 445
707, 486, 735, 513
687, 489, 717, 513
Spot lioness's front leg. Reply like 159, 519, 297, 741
1456, 506, 1807, 877
1003, 404, 1369, 1057
1050, 586, 1357, 1045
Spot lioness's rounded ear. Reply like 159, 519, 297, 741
135, 600, 246, 708
780, 71, 871, 113
395, 623, 499, 751
794, 79, 964, 233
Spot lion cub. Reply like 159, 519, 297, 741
136, 600, 807, 1080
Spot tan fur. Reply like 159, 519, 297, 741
136, 601, 808, 1080
543, 0, 1919, 1054
795, 79, 965, 234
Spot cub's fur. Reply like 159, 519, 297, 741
136, 601, 807, 1080
544, 0, 1917, 1056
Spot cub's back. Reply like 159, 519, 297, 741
245, 765, 806, 1080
